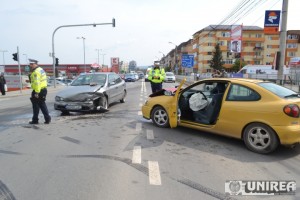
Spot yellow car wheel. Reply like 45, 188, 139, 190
151, 106, 170, 128
243, 123, 279, 154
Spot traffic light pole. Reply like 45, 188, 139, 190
17, 46, 23, 93
51, 18, 116, 88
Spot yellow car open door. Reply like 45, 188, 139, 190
169, 78, 186, 128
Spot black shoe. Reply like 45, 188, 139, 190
44, 118, 51, 124
29, 121, 39, 124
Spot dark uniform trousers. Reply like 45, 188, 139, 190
30, 88, 51, 123
151, 82, 162, 94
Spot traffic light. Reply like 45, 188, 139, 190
12, 53, 18, 61
55, 58, 59, 66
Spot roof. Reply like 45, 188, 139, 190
193, 25, 263, 36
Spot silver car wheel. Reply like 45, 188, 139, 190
243, 123, 279, 154
151, 106, 169, 128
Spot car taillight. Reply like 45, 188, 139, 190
283, 104, 300, 118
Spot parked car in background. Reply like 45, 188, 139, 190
164, 72, 176, 83
142, 78, 300, 154
54, 72, 126, 114
124, 73, 136, 82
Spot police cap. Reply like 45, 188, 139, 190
29, 59, 38, 64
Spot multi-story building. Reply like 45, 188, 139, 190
189, 25, 300, 73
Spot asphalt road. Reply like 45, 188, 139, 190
0, 80, 299, 200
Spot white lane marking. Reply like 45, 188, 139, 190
148, 161, 162, 185
146, 130, 154, 140
138, 111, 142, 115
132, 146, 141, 164
136, 123, 142, 132
140, 98, 143, 101
139, 103, 143, 107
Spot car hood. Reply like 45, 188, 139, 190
56, 85, 102, 98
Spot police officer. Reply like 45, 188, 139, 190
29, 59, 51, 124
147, 62, 166, 94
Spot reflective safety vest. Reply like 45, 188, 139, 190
147, 68, 166, 83
30, 66, 47, 93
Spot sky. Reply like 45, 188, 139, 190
0, 0, 299, 67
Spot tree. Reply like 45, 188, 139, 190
209, 43, 224, 70
232, 59, 246, 72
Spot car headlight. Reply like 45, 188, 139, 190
55, 96, 64, 101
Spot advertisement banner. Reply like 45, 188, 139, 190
264, 10, 281, 34
231, 25, 242, 53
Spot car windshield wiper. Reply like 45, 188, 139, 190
284, 93, 300, 98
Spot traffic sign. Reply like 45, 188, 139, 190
181, 54, 194, 68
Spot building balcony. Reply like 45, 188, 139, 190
253, 55, 263, 59
253, 46, 263, 51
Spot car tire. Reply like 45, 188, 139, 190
99, 97, 108, 109
61, 110, 70, 115
243, 123, 279, 154
120, 90, 126, 103
151, 106, 170, 128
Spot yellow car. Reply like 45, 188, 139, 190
142, 78, 300, 154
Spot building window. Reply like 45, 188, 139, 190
218, 41, 225, 46
208, 33, 213, 37
267, 45, 272, 49
266, 54, 271, 57
208, 43, 212, 46
287, 43, 297, 48
255, 34, 262, 38
227, 52, 232, 57
255, 52, 261, 56
254, 61, 261, 65
266, 62, 271, 65
224, 59, 233, 64
288, 52, 296, 57
255, 43, 262, 47
248, 34, 251, 38
207, 52, 212, 55
221, 32, 230, 37
287, 34, 299, 39
268, 36, 272, 40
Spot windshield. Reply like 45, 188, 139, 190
71, 74, 106, 86
166, 72, 174, 76
258, 82, 298, 98
125, 74, 134, 78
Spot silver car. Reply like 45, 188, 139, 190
164, 72, 176, 83
54, 72, 126, 114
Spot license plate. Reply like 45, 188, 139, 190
66, 105, 81, 110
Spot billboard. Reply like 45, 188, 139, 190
264, 10, 281, 34
231, 25, 242, 53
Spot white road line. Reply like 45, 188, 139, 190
140, 98, 143, 101
139, 103, 143, 107
148, 161, 162, 185
138, 111, 142, 115
132, 146, 141, 164
146, 130, 154, 140
136, 123, 142, 132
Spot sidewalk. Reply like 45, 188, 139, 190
1, 85, 65, 98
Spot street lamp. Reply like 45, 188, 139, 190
23, 54, 28, 65
0, 50, 8, 66
159, 51, 165, 65
168, 42, 178, 74
100, 53, 106, 71
95, 49, 102, 64
77, 36, 86, 73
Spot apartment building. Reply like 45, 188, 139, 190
190, 25, 300, 73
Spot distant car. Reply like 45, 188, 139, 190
138, 73, 144, 79
142, 78, 300, 154
133, 73, 139, 80
164, 72, 176, 83
54, 72, 126, 114
124, 74, 136, 82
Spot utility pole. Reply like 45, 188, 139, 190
277, 0, 288, 84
